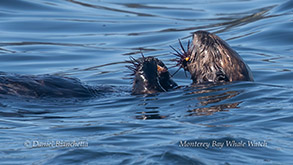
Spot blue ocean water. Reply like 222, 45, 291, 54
0, 0, 292, 164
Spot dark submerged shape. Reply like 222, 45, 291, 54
172, 30, 253, 84
0, 56, 176, 98
0, 73, 108, 98
127, 56, 177, 95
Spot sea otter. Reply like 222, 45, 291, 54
127, 56, 177, 95
0, 56, 177, 98
0, 73, 106, 98
171, 30, 253, 84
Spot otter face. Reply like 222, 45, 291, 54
128, 56, 177, 95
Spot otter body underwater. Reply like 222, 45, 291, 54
0, 57, 177, 98
0, 73, 106, 98
172, 30, 253, 84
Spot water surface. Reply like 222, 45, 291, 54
0, 0, 292, 164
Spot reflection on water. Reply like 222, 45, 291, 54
0, 0, 292, 164
135, 110, 167, 120
134, 96, 166, 120
184, 83, 241, 116
135, 84, 242, 119
186, 85, 241, 116
187, 102, 241, 116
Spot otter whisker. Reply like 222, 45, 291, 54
169, 45, 182, 57
129, 56, 140, 64
140, 50, 145, 60
178, 39, 187, 54
187, 40, 193, 53
171, 66, 182, 77
184, 70, 188, 77
169, 58, 178, 62
125, 65, 136, 71
128, 60, 138, 66
168, 65, 178, 68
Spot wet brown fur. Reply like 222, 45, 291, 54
127, 56, 177, 95
173, 31, 253, 84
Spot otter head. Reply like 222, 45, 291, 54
127, 55, 177, 95
171, 30, 253, 83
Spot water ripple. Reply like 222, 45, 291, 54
0, 0, 292, 164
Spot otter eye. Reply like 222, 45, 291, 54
185, 57, 190, 61
157, 65, 166, 73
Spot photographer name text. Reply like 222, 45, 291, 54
24, 140, 88, 148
